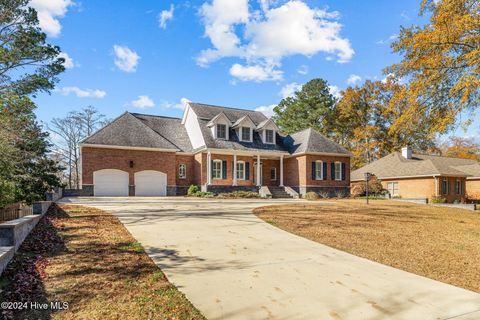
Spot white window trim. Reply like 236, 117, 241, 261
212, 159, 222, 179
236, 161, 246, 180
216, 124, 227, 140
315, 160, 323, 180
240, 126, 252, 142
179, 164, 186, 179
264, 129, 275, 144
270, 167, 277, 181
334, 161, 342, 181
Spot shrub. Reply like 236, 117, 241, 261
304, 192, 319, 200
187, 185, 199, 196
193, 191, 214, 198
351, 183, 365, 197
217, 191, 260, 198
318, 191, 330, 199
431, 195, 446, 203
335, 190, 348, 198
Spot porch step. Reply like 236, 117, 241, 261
267, 186, 293, 199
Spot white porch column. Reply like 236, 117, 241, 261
256, 154, 261, 187
280, 155, 284, 187
207, 151, 212, 185
233, 153, 238, 186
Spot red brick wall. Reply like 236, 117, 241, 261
82, 147, 192, 186
262, 159, 280, 186
175, 154, 196, 186
284, 155, 350, 187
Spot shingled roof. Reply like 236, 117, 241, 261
189, 102, 268, 125
81, 112, 192, 152
351, 152, 480, 181
282, 128, 352, 156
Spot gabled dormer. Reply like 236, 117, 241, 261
231, 115, 255, 142
206, 112, 231, 140
256, 118, 279, 144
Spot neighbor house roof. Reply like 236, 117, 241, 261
351, 152, 480, 181
81, 112, 193, 152
282, 128, 352, 156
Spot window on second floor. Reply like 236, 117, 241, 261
216, 124, 227, 139
265, 130, 274, 144
241, 127, 251, 141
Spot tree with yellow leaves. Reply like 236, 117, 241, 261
387, 0, 480, 137
437, 136, 480, 160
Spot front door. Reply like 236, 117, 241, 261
253, 162, 263, 185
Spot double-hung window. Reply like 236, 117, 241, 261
241, 127, 251, 141
270, 167, 277, 180
315, 161, 323, 180
178, 164, 186, 179
442, 178, 448, 194
216, 124, 226, 139
265, 130, 274, 143
387, 182, 399, 197
236, 161, 245, 180
334, 162, 342, 181
212, 160, 222, 179
455, 179, 462, 195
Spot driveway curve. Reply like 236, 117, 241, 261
60, 197, 480, 320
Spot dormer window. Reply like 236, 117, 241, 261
216, 124, 226, 139
265, 130, 274, 144
241, 127, 251, 142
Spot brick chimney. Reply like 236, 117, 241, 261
402, 146, 412, 159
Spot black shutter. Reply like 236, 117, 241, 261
341, 163, 346, 181
211, 159, 214, 179
311, 162, 316, 180
222, 160, 227, 179
331, 162, 335, 180
323, 162, 327, 180
245, 162, 250, 180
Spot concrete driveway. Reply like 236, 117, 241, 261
60, 197, 480, 320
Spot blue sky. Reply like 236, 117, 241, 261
31, 0, 477, 139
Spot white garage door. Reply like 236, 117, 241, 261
93, 169, 129, 196
135, 170, 167, 196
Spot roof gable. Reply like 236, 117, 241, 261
256, 118, 279, 131
206, 112, 231, 127
231, 115, 256, 129
283, 128, 351, 156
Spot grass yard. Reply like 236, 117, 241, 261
254, 199, 480, 293
0, 204, 205, 320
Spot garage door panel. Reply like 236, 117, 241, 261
94, 169, 129, 196
135, 170, 167, 196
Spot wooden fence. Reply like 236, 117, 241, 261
0, 203, 33, 223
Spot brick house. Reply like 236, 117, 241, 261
80, 102, 351, 197
351, 147, 480, 203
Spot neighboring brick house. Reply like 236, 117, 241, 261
351, 147, 480, 203
80, 102, 351, 197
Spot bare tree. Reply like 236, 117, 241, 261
49, 106, 108, 188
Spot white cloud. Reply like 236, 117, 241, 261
376, 34, 398, 45
346, 74, 361, 86
255, 104, 276, 118
229, 63, 283, 82
161, 97, 191, 110
131, 95, 155, 109
30, 0, 73, 37
159, 4, 174, 29
328, 85, 341, 98
113, 45, 140, 73
297, 65, 309, 75
280, 82, 302, 99
198, 0, 354, 81
58, 52, 75, 69
59, 86, 106, 98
